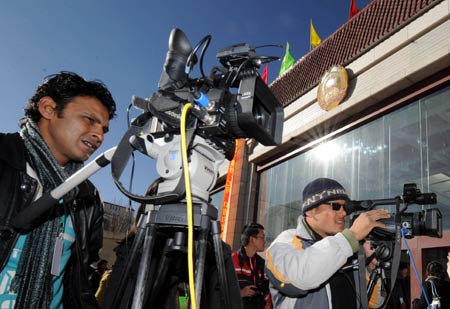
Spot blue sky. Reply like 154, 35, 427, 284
0, 0, 371, 205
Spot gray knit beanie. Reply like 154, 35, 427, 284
302, 178, 349, 215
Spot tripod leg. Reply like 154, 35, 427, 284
367, 268, 381, 301
357, 245, 369, 309
148, 238, 175, 305
211, 221, 230, 309
131, 223, 158, 309
194, 225, 208, 306
111, 212, 149, 308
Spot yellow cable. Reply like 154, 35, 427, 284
180, 103, 197, 309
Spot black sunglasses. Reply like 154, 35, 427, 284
323, 202, 346, 211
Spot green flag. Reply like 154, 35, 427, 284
279, 42, 295, 76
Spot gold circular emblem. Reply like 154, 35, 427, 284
317, 65, 348, 111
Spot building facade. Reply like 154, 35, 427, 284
100, 202, 134, 264
216, 0, 450, 304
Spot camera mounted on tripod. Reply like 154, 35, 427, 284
111, 28, 284, 205
137, 28, 283, 154
104, 28, 285, 309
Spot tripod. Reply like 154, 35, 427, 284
105, 113, 242, 308
364, 237, 402, 309
109, 201, 238, 308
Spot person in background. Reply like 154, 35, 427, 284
383, 261, 411, 309
0, 72, 116, 308
266, 177, 390, 309
232, 223, 273, 309
95, 266, 113, 306
89, 259, 109, 293
412, 260, 450, 309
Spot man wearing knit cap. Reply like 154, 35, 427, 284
265, 178, 390, 309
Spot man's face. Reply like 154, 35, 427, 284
306, 199, 347, 237
100, 262, 109, 271
251, 228, 266, 252
38, 96, 110, 166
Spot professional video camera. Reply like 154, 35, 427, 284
109, 28, 284, 205
349, 183, 441, 241
132, 29, 283, 158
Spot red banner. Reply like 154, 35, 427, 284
220, 139, 241, 238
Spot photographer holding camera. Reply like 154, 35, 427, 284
266, 178, 390, 308
232, 223, 273, 309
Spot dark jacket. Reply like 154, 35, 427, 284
0, 132, 103, 308
232, 247, 272, 309
413, 276, 450, 309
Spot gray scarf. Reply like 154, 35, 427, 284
10, 119, 81, 308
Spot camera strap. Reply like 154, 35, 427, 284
357, 246, 369, 308
388, 212, 402, 299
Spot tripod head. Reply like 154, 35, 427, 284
129, 128, 225, 203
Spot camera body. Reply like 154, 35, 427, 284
112, 28, 284, 204
351, 183, 442, 241
138, 28, 284, 160
246, 285, 266, 307
402, 183, 437, 205
369, 208, 442, 240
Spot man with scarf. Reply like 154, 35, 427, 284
232, 223, 273, 309
0, 71, 116, 308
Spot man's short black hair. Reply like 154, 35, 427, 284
24, 71, 116, 122
426, 260, 444, 278
241, 222, 264, 246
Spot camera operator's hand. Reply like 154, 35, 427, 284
349, 209, 390, 240
241, 285, 257, 298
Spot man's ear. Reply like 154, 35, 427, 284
37, 96, 57, 120
305, 207, 317, 219
304, 209, 312, 218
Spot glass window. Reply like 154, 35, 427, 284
258, 86, 450, 243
